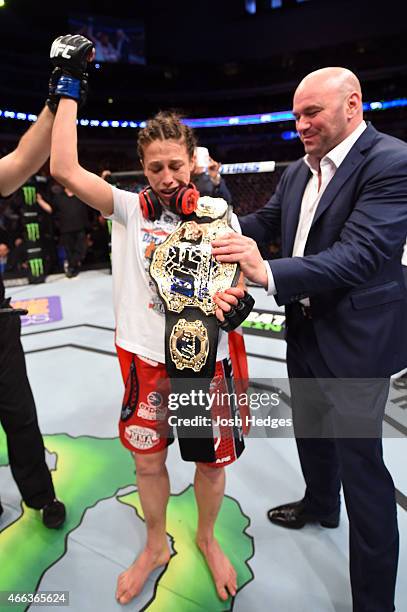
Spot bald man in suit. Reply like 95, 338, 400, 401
213, 67, 407, 612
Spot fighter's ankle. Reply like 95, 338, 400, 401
144, 542, 170, 557
196, 533, 215, 549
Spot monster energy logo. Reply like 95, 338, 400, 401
22, 186, 37, 206
28, 258, 44, 277
107, 219, 112, 235
26, 223, 40, 241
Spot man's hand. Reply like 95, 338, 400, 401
36, 192, 52, 214
212, 233, 269, 287
208, 157, 221, 186
101, 169, 112, 181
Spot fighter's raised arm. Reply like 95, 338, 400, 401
49, 35, 114, 216
51, 98, 113, 216
0, 107, 54, 197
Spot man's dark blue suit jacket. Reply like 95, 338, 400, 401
239, 124, 407, 378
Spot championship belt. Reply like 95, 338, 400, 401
150, 196, 239, 461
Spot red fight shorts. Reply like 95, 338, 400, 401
116, 345, 245, 468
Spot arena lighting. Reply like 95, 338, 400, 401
1, 98, 407, 131
183, 111, 295, 128
221, 161, 276, 174
245, 0, 256, 15
281, 130, 299, 140
0, 1, 5, 8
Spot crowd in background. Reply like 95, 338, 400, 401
0, 178, 110, 279
0, 161, 284, 281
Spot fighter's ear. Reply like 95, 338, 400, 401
140, 158, 145, 170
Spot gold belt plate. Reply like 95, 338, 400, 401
150, 218, 238, 316
169, 319, 209, 371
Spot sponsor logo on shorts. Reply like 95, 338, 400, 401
215, 455, 231, 464
124, 425, 160, 450
148, 392, 162, 407
138, 391, 167, 421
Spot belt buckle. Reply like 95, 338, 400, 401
150, 217, 238, 317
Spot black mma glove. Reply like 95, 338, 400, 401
50, 34, 94, 78
217, 291, 255, 332
46, 66, 62, 113
46, 67, 89, 113
48, 34, 94, 107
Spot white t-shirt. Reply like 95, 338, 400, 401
108, 185, 240, 363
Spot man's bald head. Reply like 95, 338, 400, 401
296, 67, 362, 100
292, 67, 364, 161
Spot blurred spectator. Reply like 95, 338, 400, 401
1, 193, 25, 275
37, 187, 90, 278
116, 29, 130, 63
192, 147, 232, 205
85, 214, 110, 265
96, 32, 118, 62
81, 19, 118, 63
0, 193, 23, 247
0, 234, 10, 275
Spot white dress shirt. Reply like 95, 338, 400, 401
266, 120, 367, 296
402, 239, 407, 267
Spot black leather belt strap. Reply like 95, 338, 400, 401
165, 308, 219, 462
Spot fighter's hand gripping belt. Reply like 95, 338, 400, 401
217, 291, 255, 332
47, 34, 94, 110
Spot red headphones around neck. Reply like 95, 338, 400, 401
139, 183, 199, 221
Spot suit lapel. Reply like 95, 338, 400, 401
311, 123, 378, 228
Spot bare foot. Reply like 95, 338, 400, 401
197, 537, 237, 601
116, 545, 171, 605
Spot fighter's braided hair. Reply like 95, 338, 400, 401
137, 111, 197, 161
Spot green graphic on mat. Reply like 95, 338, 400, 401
0, 429, 253, 611
119, 485, 254, 611
0, 432, 135, 612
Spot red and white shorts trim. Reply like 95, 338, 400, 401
116, 345, 245, 467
